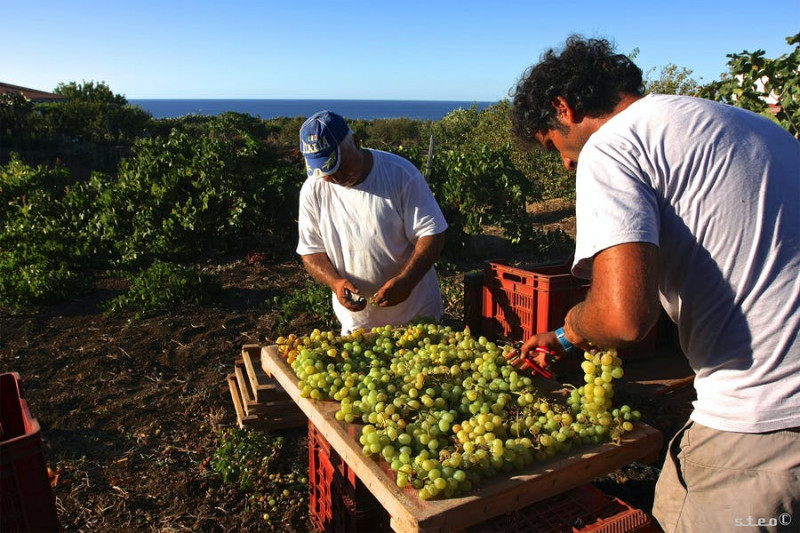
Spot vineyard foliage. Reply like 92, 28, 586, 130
2, 33, 797, 311
101, 114, 300, 266
0, 155, 94, 307
103, 259, 221, 318
699, 32, 800, 138
0, 84, 573, 310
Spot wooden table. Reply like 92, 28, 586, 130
261, 345, 662, 533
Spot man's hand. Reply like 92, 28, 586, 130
334, 280, 367, 312
371, 233, 445, 308
520, 331, 564, 368
300, 254, 368, 312
371, 276, 413, 307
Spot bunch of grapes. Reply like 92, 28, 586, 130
275, 324, 641, 501
566, 349, 640, 440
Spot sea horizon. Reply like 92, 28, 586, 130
129, 98, 497, 121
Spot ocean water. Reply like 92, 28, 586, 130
129, 99, 495, 121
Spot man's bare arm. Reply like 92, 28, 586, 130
564, 242, 661, 348
372, 233, 445, 307
521, 242, 661, 365
300, 252, 366, 311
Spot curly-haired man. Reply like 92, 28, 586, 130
511, 35, 800, 532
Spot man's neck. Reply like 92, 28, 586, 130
355, 148, 373, 185
615, 92, 643, 114
588, 92, 643, 132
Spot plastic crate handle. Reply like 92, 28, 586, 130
501, 271, 526, 283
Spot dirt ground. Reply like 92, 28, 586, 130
0, 200, 696, 532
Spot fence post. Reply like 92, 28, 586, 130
424, 134, 436, 180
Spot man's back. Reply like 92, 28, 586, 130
573, 94, 800, 432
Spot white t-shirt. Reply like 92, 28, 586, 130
297, 149, 448, 335
573, 94, 800, 433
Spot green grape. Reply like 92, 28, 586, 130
284, 326, 640, 502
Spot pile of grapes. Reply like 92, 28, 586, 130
275, 323, 640, 501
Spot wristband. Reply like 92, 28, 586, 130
555, 327, 579, 354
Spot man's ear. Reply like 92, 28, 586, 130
552, 96, 577, 124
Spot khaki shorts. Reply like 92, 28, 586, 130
652, 420, 800, 532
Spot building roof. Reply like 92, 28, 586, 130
0, 82, 68, 102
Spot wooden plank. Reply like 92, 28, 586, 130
239, 346, 298, 402
234, 349, 305, 420
226, 373, 261, 429
261, 345, 663, 533
234, 361, 265, 416
241, 345, 284, 402
227, 372, 306, 430
234, 358, 303, 417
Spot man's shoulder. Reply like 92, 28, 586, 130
299, 175, 331, 199
371, 149, 416, 168
631, 94, 738, 119
598, 95, 723, 140
370, 149, 423, 178
299, 176, 318, 192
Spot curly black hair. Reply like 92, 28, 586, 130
510, 35, 644, 147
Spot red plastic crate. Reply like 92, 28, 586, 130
482, 260, 589, 342
463, 270, 484, 334
469, 483, 655, 533
1, 372, 60, 533
307, 421, 390, 532
480, 261, 665, 359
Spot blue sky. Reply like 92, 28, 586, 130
4, 0, 798, 101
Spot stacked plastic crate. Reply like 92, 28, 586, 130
0, 372, 60, 532
307, 421, 390, 532
470, 483, 656, 532
473, 259, 663, 358
481, 260, 590, 342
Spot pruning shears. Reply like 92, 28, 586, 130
504, 343, 555, 379
343, 288, 366, 305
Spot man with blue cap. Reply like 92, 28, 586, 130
296, 110, 448, 335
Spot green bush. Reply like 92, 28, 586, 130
0, 92, 48, 149
426, 104, 483, 151
103, 260, 221, 318
0, 251, 86, 309
0, 155, 94, 307
212, 428, 284, 491
430, 101, 573, 200
0, 111, 308, 309
96, 114, 303, 266
211, 428, 308, 510
263, 116, 306, 148
364, 117, 425, 149
429, 144, 536, 252
699, 33, 799, 138
39, 81, 152, 144
273, 280, 337, 332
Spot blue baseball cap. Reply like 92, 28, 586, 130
299, 111, 351, 178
